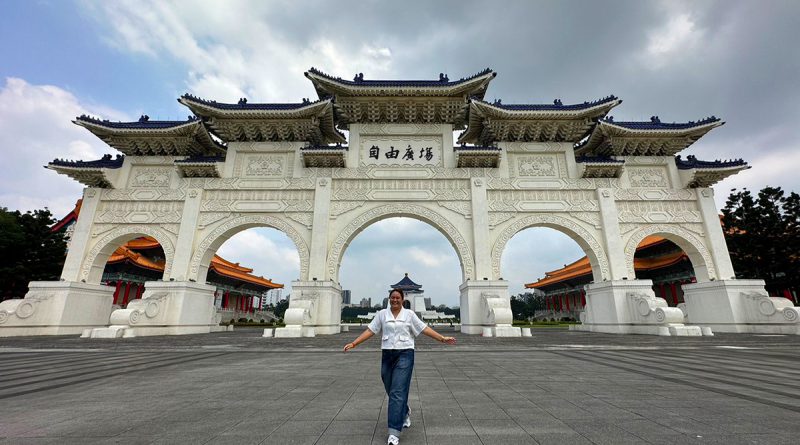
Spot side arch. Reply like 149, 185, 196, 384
188, 214, 310, 283
81, 226, 177, 283
491, 214, 610, 281
326, 204, 475, 282
624, 225, 716, 282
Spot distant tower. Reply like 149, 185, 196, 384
390, 273, 427, 314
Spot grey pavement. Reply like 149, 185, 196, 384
1, 327, 799, 444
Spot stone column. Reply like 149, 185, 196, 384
275, 177, 342, 337
169, 188, 204, 281
696, 188, 734, 280
596, 188, 627, 280
458, 178, 519, 337
308, 177, 331, 281
61, 188, 102, 282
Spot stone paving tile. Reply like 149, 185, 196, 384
316, 434, 373, 445
424, 432, 483, 445
260, 433, 320, 445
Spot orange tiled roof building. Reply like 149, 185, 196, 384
526, 236, 695, 317
54, 201, 282, 318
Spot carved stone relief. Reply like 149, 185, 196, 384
332, 179, 470, 201
285, 212, 314, 229
95, 201, 183, 224
627, 167, 669, 188
330, 201, 366, 218
327, 204, 474, 281
617, 201, 702, 223
487, 190, 597, 212
242, 155, 285, 177
437, 201, 472, 218
516, 155, 559, 177
129, 167, 172, 188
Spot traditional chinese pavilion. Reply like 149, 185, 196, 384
527, 236, 696, 319
53, 200, 282, 321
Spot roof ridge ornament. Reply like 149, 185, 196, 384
238, 98, 247, 105
439, 73, 449, 82
650, 115, 660, 124
138, 115, 150, 122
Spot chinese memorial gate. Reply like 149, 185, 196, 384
2, 68, 798, 338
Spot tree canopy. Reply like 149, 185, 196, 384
722, 186, 799, 293
0, 207, 67, 300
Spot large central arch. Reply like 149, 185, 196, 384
327, 203, 475, 283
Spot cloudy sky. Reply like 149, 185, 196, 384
1, 1, 798, 306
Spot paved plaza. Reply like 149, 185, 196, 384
1, 328, 799, 444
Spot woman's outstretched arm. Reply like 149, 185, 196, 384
422, 327, 456, 344
343, 329, 375, 352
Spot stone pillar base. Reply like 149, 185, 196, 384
458, 280, 521, 337
85, 281, 219, 338
280, 280, 342, 337
575, 280, 706, 337
0, 281, 113, 337
683, 280, 800, 334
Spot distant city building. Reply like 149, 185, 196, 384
341, 289, 351, 305
360, 297, 371, 308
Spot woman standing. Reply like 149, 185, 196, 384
343, 288, 456, 445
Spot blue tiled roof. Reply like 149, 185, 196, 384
174, 156, 225, 164
675, 155, 747, 170
484, 95, 619, 111
181, 94, 322, 110
300, 144, 349, 151
603, 115, 721, 130
306, 67, 495, 87
76, 114, 198, 129
576, 155, 625, 164
391, 273, 422, 290
453, 145, 501, 151
48, 154, 124, 169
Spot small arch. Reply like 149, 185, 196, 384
81, 226, 176, 283
491, 214, 610, 281
327, 204, 474, 282
624, 225, 716, 282
189, 215, 309, 283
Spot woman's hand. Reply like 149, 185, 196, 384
343, 342, 355, 352
441, 336, 456, 345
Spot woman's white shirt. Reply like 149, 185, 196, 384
367, 308, 427, 350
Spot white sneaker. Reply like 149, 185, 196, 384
388, 434, 400, 445
403, 414, 411, 428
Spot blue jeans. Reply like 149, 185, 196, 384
381, 349, 414, 436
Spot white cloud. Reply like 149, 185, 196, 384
641, 13, 704, 69
0, 77, 127, 216
83, 1, 396, 102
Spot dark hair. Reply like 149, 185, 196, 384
389, 288, 405, 299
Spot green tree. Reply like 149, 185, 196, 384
0, 207, 67, 300
273, 298, 290, 319
722, 187, 799, 293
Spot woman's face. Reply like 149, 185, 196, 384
389, 291, 403, 310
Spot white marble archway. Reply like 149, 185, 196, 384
81, 226, 176, 284
490, 214, 610, 282
188, 214, 310, 283
624, 225, 716, 282
326, 203, 475, 283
